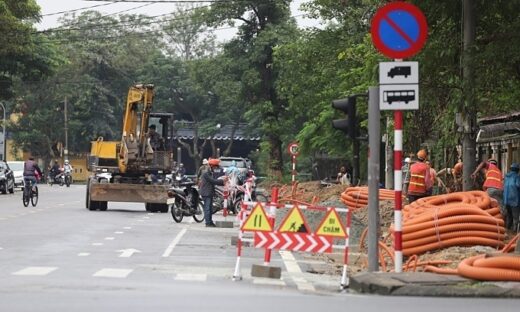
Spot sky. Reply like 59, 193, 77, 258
34, 0, 321, 42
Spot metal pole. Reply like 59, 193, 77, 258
393, 110, 403, 272
368, 86, 380, 272
64, 97, 68, 160
353, 140, 360, 185
0, 102, 5, 161
385, 117, 394, 189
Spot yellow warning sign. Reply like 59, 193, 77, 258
278, 206, 310, 233
241, 203, 272, 232
315, 209, 347, 238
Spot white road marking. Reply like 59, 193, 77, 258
144, 216, 150, 219
114, 231, 124, 234
12, 267, 57, 276
92, 243, 103, 246
147, 213, 154, 216
124, 227, 132, 230
116, 248, 141, 258
77, 252, 90, 257
175, 273, 207, 282
105, 237, 115, 240
279, 250, 315, 292
93, 268, 133, 278
19, 213, 27, 216
253, 278, 286, 286
162, 228, 187, 257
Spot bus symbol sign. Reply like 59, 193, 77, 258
380, 84, 419, 110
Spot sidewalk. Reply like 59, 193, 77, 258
350, 272, 520, 297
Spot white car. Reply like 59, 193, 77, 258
7, 161, 24, 190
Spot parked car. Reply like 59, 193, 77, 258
7, 161, 25, 190
0, 161, 15, 194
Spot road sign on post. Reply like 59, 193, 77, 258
371, 2, 428, 60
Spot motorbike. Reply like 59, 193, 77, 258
64, 169, 73, 187
167, 173, 204, 223
47, 170, 65, 186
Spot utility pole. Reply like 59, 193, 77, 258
462, 0, 477, 191
367, 86, 380, 272
64, 97, 69, 161
0, 102, 5, 161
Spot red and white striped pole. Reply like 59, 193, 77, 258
291, 155, 297, 183
393, 110, 403, 272
263, 187, 278, 265
222, 183, 229, 218
232, 207, 246, 281
340, 208, 352, 289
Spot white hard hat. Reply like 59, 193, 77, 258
202, 159, 208, 165
404, 157, 411, 164
65, 159, 69, 164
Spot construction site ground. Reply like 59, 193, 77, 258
257, 180, 520, 295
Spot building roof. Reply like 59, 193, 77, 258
477, 111, 520, 144
173, 121, 261, 141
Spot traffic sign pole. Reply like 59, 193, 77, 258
393, 110, 403, 272
263, 187, 279, 265
291, 155, 297, 183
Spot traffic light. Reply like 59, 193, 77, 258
332, 96, 357, 139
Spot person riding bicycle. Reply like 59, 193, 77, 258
23, 157, 42, 190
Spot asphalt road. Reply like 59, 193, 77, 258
0, 185, 516, 311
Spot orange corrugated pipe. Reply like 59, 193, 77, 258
457, 254, 520, 281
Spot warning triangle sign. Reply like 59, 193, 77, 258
315, 209, 347, 238
278, 205, 310, 233
241, 203, 272, 232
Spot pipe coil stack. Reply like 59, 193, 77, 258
340, 186, 396, 210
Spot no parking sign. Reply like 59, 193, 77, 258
371, 2, 428, 59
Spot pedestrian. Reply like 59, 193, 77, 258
503, 163, 520, 232
452, 161, 463, 192
199, 158, 228, 227
336, 166, 350, 186
407, 149, 432, 203
471, 158, 503, 212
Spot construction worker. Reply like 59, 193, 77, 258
425, 160, 438, 195
503, 163, 520, 232
471, 158, 504, 213
402, 157, 412, 196
452, 161, 463, 192
407, 149, 432, 203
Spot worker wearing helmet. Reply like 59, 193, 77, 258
472, 158, 503, 212
199, 158, 228, 227
503, 163, 519, 232
407, 149, 432, 203
63, 159, 73, 174
196, 159, 209, 184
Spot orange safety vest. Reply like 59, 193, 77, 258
483, 163, 503, 190
408, 162, 428, 195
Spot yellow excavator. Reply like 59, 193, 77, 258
86, 84, 174, 212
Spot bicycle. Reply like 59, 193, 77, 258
22, 178, 39, 207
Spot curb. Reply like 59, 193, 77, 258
350, 272, 520, 298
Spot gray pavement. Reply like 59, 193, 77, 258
0, 185, 518, 311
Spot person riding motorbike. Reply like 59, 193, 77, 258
63, 160, 73, 173
50, 161, 60, 182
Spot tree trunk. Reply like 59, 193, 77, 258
462, 0, 477, 191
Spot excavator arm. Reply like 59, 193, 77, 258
119, 84, 155, 173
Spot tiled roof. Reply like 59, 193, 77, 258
173, 121, 261, 141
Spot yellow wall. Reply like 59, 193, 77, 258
6, 139, 24, 161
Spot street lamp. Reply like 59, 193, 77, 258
0, 102, 6, 161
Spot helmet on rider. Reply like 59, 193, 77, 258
488, 159, 497, 165
202, 158, 208, 165
416, 149, 428, 161
64, 159, 69, 164
208, 158, 220, 167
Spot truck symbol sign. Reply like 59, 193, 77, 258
383, 90, 415, 104
387, 66, 411, 78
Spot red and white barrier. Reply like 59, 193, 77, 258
232, 188, 352, 289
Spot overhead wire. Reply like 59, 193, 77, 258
40, 1, 120, 17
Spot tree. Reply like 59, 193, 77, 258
202, 0, 298, 179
